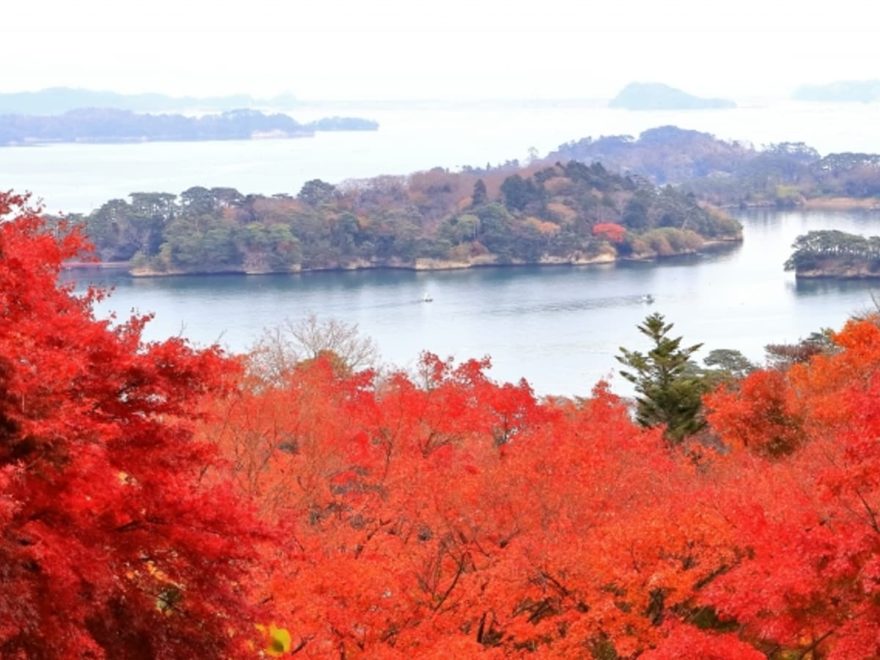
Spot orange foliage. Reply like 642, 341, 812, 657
524, 216, 561, 235
545, 201, 578, 223
699, 318, 880, 658
706, 369, 805, 457
592, 222, 627, 243
205, 318, 880, 658
213, 358, 746, 656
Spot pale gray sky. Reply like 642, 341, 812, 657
3, 0, 878, 100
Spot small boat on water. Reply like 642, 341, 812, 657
422, 293, 433, 303
641, 294, 655, 304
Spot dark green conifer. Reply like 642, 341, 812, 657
617, 313, 705, 444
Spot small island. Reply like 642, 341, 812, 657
0, 108, 378, 146
785, 230, 880, 278
62, 159, 741, 277
609, 83, 736, 110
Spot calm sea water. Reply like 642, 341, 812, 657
3, 100, 879, 214
69, 210, 880, 397
11, 99, 880, 395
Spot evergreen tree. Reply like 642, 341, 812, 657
471, 178, 488, 206
616, 313, 705, 444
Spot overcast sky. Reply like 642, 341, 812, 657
3, 0, 878, 101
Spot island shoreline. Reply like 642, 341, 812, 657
64, 236, 742, 278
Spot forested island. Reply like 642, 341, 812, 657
552, 126, 880, 208
608, 83, 736, 110
66, 160, 741, 276
785, 229, 880, 278
0, 108, 378, 145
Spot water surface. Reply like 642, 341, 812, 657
72, 210, 880, 397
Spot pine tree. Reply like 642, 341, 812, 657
616, 313, 705, 444
471, 178, 488, 206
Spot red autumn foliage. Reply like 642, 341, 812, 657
8, 189, 880, 659
706, 368, 805, 457
0, 193, 270, 658
215, 357, 741, 657
592, 222, 627, 244
696, 318, 880, 659
213, 319, 880, 658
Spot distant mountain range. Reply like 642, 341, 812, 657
0, 87, 299, 114
609, 83, 736, 110
792, 80, 880, 103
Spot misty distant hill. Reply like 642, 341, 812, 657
0, 108, 378, 146
793, 80, 880, 103
609, 83, 736, 110
0, 87, 299, 114
552, 124, 880, 208
550, 126, 753, 183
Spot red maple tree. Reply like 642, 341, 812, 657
0, 193, 270, 658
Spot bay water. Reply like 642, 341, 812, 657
71, 210, 880, 397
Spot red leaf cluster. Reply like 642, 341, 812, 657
592, 222, 627, 244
